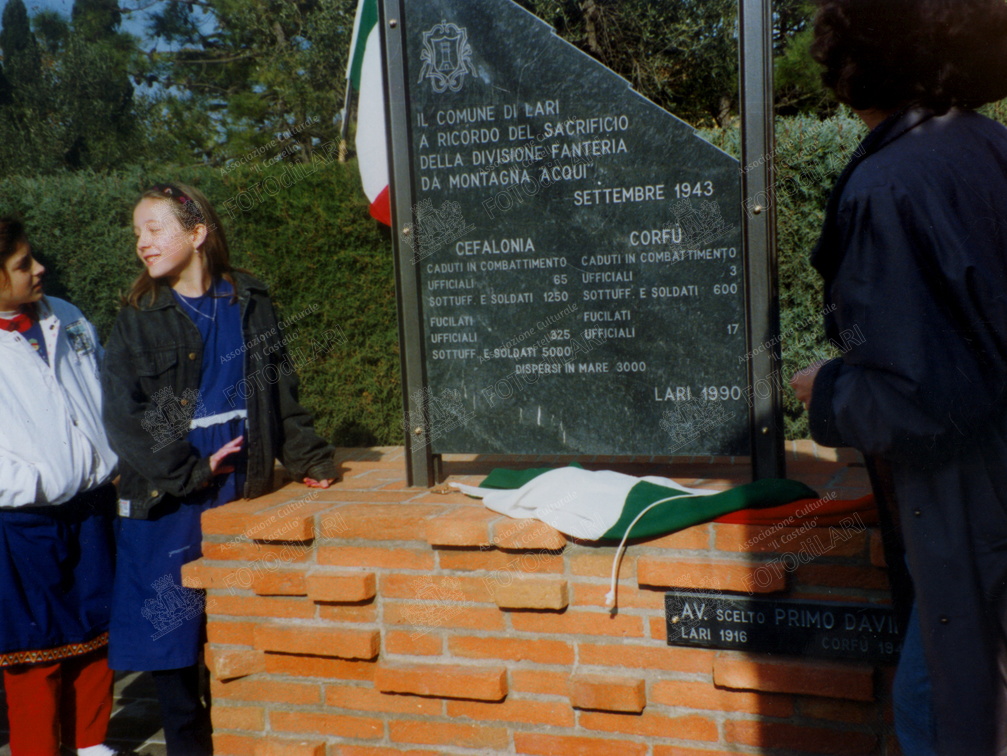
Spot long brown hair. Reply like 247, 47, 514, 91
0, 217, 28, 291
125, 182, 237, 308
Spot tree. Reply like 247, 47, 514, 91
60, 0, 141, 169
0, 0, 59, 174
141, 0, 356, 168
516, 0, 825, 126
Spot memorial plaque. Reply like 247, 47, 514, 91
665, 591, 902, 663
398, 0, 749, 456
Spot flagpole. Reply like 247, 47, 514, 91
380, 0, 437, 486
740, 0, 785, 480
339, 85, 353, 163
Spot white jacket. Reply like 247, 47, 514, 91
0, 296, 117, 507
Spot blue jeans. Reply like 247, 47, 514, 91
893, 604, 938, 755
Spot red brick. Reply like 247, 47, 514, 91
335, 748, 440, 756
202, 541, 313, 565
492, 578, 568, 610
383, 603, 505, 632
209, 596, 315, 619
796, 564, 890, 591
578, 642, 715, 674
251, 570, 307, 596
425, 507, 496, 547
304, 570, 376, 602
637, 556, 786, 593
724, 719, 877, 755
317, 545, 435, 571
264, 654, 376, 682
644, 523, 711, 550
447, 698, 574, 727
213, 733, 257, 756
181, 560, 238, 590
384, 629, 442, 656
207, 620, 257, 647
253, 623, 379, 660
324, 684, 441, 716
408, 490, 478, 505
714, 523, 867, 556
580, 711, 718, 741
211, 676, 320, 705
800, 697, 880, 725
292, 489, 418, 504
650, 679, 793, 718
649, 615, 669, 641
510, 669, 575, 696
568, 673, 646, 713
449, 635, 574, 665
870, 530, 887, 568
379, 573, 492, 603
490, 517, 566, 550
269, 710, 382, 740
437, 548, 564, 573
374, 662, 507, 701
325, 503, 445, 540
243, 500, 330, 542
202, 498, 276, 537
652, 749, 740, 756
510, 609, 644, 638
317, 603, 378, 623
389, 720, 509, 750
207, 647, 266, 681
211, 704, 264, 732
254, 740, 325, 756
713, 652, 875, 701
569, 552, 638, 578
514, 733, 647, 756
572, 583, 665, 610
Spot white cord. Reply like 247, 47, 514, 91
605, 495, 690, 613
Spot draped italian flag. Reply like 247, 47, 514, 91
347, 0, 391, 225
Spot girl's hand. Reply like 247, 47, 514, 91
789, 360, 829, 411
303, 477, 334, 489
210, 435, 244, 475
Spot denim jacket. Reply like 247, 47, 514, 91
101, 271, 337, 519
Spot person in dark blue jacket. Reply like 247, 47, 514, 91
791, 1, 1007, 753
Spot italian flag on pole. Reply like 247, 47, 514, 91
347, 0, 391, 225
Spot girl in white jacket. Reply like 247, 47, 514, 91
0, 217, 123, 756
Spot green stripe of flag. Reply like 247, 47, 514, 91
348, 0, 379, 91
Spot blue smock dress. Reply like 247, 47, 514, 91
109, 279, 247, 671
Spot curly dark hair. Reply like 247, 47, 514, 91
811, 0, 1007, 112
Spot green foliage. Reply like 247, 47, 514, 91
775, 26, 836, 116
515, 0, 818, 126
773, 112, 866, 438
0, 157, 400, 448
144, 0, 355, 167
221, 158, 399, 447
0, 0, 144, 173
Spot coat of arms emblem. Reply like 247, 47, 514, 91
418, 21, 475, 94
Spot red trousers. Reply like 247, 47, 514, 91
2, 647, 113, 756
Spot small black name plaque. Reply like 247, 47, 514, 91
665, 591, 902, 663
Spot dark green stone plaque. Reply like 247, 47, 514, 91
400, 0, 748, 456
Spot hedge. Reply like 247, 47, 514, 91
11, 109, 993, 447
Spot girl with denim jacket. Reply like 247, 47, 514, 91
101, 184, 337, 755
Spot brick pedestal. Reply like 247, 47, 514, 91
186, 444, 900, 755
